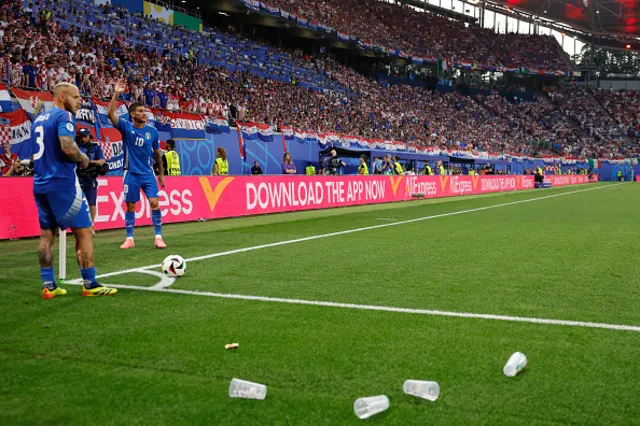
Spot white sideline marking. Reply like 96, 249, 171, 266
67, 182, 623, 284
64, 282, 640, 332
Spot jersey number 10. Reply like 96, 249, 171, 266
135, 137, 145, 147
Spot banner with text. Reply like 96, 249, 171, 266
0, 174, 602, 240
544, 175, 598, 186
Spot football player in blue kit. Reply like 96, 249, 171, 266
107, 79, 166, 250
32, 83, 117, 298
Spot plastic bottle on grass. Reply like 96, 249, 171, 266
353, 395, 389, 419
503, 352, 527, 377
228, 378, 267, 400
403, 380, 440, 401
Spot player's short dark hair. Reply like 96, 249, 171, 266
129, 103, 144, 115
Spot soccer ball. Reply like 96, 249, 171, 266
162, 255, 186, 277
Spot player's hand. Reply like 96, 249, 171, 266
158, 175, 165, 189
79, 153, 90, 169
114, 79, 126, 95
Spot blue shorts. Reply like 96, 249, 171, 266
35, 183, 92, 231
124, 171, 158, 203
80, 181, 98, 206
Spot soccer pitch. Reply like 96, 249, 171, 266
2, 182, 640, 425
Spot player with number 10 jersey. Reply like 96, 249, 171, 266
108, 79, 166, 250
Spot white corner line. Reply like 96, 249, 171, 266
85, 183, 624, 282
63, 282, 640, 332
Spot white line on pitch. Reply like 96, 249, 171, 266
62, 282, 640, 332
77, 182, 623, 283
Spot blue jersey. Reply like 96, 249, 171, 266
31, 107, 78, 194
116, 119, 159, 175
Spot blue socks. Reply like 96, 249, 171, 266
152, 209, 162, 237
125, 209, 162, 239
41, 267, 56, 289
42, 266, 98, 289
81, 266, 97, 288
125, 211, 135, 238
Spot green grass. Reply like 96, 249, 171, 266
2, 182, 640, 425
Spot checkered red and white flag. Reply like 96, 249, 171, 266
98, 140, 113, 160
0, 124, 11, 145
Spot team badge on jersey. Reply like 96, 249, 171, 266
66, 123, 74, 132
145, 132, 150, 139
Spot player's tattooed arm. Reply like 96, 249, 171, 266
60, 136, 90, 169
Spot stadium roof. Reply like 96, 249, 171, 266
490, 0, 640, 36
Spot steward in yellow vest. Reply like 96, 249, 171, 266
305, 163, 316, 175
393, 156, 404, 175
164, 140, 181, 176
424, 164, 433, 175
212, 147, 229, 175
358, 157, 369, 175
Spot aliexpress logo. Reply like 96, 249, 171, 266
388, 176, 404, 197
439, 175, 449, 191
199, 177, 234, 212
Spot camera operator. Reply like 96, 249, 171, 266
76, 128, 107, 233
324, 149, 346, 176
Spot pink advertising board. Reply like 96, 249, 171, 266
2, 174, 598, 240
544, 175, 598, 186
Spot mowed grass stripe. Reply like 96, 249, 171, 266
62, 283, 640, 333
165, 181, 637, 326
75, 183, 623, 282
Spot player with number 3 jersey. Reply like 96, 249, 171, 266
31, 83, 116, 298
108, 79, 166, 250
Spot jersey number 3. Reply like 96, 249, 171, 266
33, 126, 44, 160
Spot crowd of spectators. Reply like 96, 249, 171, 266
547, 86, 640, 157
1, 0, 639, 161
549, 87, 621, 140
483, 33, 568, 71
267, 0, 569, 70
595, 89, 640, 138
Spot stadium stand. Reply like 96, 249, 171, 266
0, 0, 638, 161
266, 0, 571, 71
